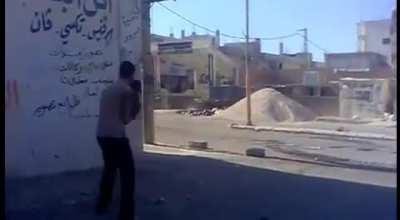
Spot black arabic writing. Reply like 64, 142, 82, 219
58, 61, 81, 74
58, 13, 86, 45
122, 14, 140, 27
51, 0, 112, 17
33, 94, 81, 117
82, 15, 113, 46
91, 79, 114, 84
49, 49, 103, 60
124, 27, 141, 43
30, 8, 53, 33
58, 60, 113, 75
60, 74, 89, 86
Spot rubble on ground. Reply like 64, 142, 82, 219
177, 108, 220, 117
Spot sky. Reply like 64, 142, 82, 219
150, 0, 395, 62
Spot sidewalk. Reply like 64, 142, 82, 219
231, 120, 396, 141
145, 145, 396, 187
230, 124, 396, 170
6, 146, 396, 220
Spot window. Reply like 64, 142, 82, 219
309, 87, 314, 96
382, 38, 391, 45
353, 90, 371, 101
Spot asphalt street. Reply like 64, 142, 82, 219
155, 112, 396, 171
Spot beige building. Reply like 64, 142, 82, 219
390, 6, 396, 119
357, 19, 392, 63
390, 7, 396, 72
151, 32, 240, 103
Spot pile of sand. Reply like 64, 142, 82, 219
219, 88, 316, 123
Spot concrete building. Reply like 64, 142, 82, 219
339, 78, 395, 118
5, 0, 145, 177
357, 19, 392, 63
263, 52, 313, 70
220, 39, 262, 57
151, 31, 240, 108
325, 52, 389, 73
390, 6, 396, 119
390, 7, 397, 72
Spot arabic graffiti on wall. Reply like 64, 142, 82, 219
28, 0, 115, 47
120, 0, 142, 63
30, 8, 53, 33
51, 0, 112, 17
28, 0, 120, 119
26, 0, 142, 119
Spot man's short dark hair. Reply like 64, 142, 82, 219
119, 61, 136, 79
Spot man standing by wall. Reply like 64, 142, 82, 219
96, 61, 141, 220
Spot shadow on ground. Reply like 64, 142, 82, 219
6, 152, 396, 220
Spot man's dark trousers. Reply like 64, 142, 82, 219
96, 137, 135, 220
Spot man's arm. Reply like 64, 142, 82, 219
119, 90, 141, 125
130, 90, 141, 120
119, 92, 133, 125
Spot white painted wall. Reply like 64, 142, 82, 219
357, 19, 391, 62
5, 0, 143, 177
339, 79, 389, 118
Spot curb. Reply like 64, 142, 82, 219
230, 124, 396, 141
147, 143, 396, 173
154, 109, 184, 113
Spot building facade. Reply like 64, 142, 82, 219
390, 6, 396, 119
151, 31, 240, 102
390, 8, 397, 72
339, 78, 395, 118
357, 19, 392, 63
325, 52, 389, 72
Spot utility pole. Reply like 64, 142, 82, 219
297, 28, 309, 68
297, 28, 308, 53
142, 0, 157, 144
142, 0, 171, 143
245, 0, 252, 125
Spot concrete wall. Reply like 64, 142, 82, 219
221, 40, 261, 56
390, 8, 396, 119
326, 69, 395, 82
270, 85, 340, 116
153, 46, 239, 100
357, 19, 392, 62
182, 35, 216, 49
289, 96, 339, 116
5, 0, 143, 177
339, 78, 394, 118
263, 53, 311, 70
390, 8, 397, 71
325, 53, 388, 70
209, 86, 245, 103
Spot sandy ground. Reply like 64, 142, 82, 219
5, 150, 396, 220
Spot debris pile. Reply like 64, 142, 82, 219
177, 108, 219, 117
219, 88, 316, 123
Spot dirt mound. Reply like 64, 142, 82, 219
219, 88, 316, 123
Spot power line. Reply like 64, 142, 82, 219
295, 33, 329, 53
156, 2, 217, 33
258, 33, 299, 40
156, 2, 330, 53
156, 2, 298, 41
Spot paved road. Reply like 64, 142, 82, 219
155, 112, 396, 169
6, 151, 396, 220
